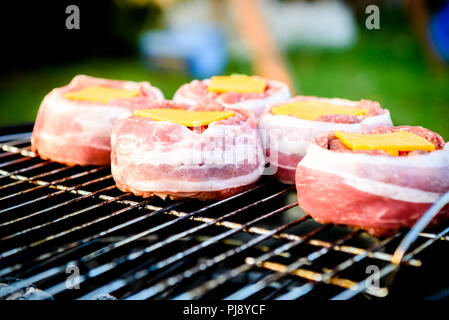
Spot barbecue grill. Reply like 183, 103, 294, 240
1, 123, 449, 300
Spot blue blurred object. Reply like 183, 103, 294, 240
139, 24, 228, 79
429, 2, 449, 63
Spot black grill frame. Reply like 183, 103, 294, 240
0, 123, 448, 300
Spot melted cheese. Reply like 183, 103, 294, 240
208, 75, 266, 93
334, 130, 436, 155
134, 108, 235, 127
271, 101, 366, 121
65, 86, 140, 104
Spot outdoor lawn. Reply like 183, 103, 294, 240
0, 14, 447, 139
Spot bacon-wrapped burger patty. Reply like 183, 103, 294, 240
31, 75, 164, 166
111, 100, 265, 200
296, 126, 449, 236
173, 75, 291, 119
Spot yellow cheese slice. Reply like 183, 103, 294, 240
334, 130, 435, 155
271, 101, 366, 121
65, 85, 140, 104
208, 75, 266, 93
134, 108, 235, 127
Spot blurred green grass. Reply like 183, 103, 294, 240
286, 27, 449, 140
0, 59, 192, 127
0, 19, 448, 140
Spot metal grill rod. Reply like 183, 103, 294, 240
1, 200, 185, 279
0, 142, 35, 157
0, 192, 133, 260
333, 223, 449, 300
0, 166, 108, 214
1, 183, 267, 296
1, 184, 117, 240
275, 234, 399, 300
0, 138, 32, 147
0, 143, 422, 267
0, 163, 71, 191
0, 144, 33, 161
124, 202, 301, 300
418, 232, 449, 241
0, 158, 422, 269
392, 190, 449, 264
0, 160, 52, 184
276, 192, 449, 300
46, 187, 293, 297
0, 176, 276, 278
0, 191, 162, 299
180, 232, 399, 300
262, 278, 295, 300
0, 155, 35, 169
174, 223, 329, 300
0, 137, 434, 300
0, 175, 114, 230
225, 230, 361, 300
256, 261, 360, 298
82, 184, 274, 264
138, 190, 295, 272
0, 132, 31, 143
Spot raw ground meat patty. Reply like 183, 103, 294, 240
296, 126, 449, 236
111, 100, 265, 200
258, 96, 393, 184
31, 75, 164, 166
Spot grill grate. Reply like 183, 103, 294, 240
0, 124, 448, 300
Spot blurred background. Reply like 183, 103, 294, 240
0, 0, 448, 138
